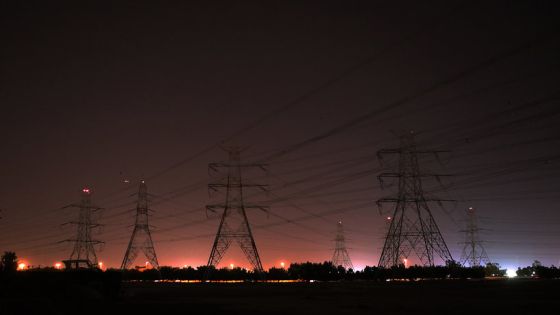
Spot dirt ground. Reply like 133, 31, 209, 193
2, 279, 559, 315
115, 279, 559, 315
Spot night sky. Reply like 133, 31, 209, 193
1, 1, 559, 271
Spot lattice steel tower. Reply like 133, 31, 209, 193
121, 180, 159, 270
460, 207, 490, 267
207, 147, 268, 272
63, 188, 103, 268
377, 132, 453, 267
332, 220, 354, 270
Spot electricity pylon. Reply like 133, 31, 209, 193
121, 180, 159, 270
62, 187, 103, 268
332, 220, 354, 270
460, 207, 490, 267
206, 147, 268, 272
377, 132, 454, 267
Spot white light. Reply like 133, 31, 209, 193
506, 269, 517, 278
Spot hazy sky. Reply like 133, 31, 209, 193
1, 1, 559, 271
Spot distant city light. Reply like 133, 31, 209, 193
506, 269, 517, 278
54, 262, 62, 269
230, 263, 234, 269
98, 262, 104, 269
17, 263, 26, 270
280, 262, 285, 268
403, 259, 408, 268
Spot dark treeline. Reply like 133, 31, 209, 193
5, 251, 560, 282
516, 260, 560, 279
119, 261, 507, 281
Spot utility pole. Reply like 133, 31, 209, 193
377, 131, 454, 267
62, 188, 103, 269
206, 147, 268, 273
121, 180, 159, 270
332, 220, 354, 270
460, 207, 490, 267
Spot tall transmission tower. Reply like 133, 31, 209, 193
460, 207, 490, 267
377, 132, 454, 267
62, 188, 103, 269
332, 220, 354, 270
121, 180, 159, 270
206, 147, 268, 272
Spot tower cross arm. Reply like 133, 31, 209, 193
377, 149, 401, 159
59, 239, 104, 244
209, 163, 268, 171
244, 205, 270, 212
209, 183, 269, 190
206, 204, 225, 213
61, 203, 103, 211
378, 173, 454, 178
410, 150, 451, 154
61, 222, 104, 227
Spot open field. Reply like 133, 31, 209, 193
3, 279, 559, 315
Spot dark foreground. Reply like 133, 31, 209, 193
2, 279, 559, 315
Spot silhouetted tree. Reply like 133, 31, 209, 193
516, 266, 533, 277
1, 251, 18, 273
515, 261, 560, 279
288, 261, 340, 281
534, 265, 560, 279
267, 267, 289, 280
484, 262, 506, 277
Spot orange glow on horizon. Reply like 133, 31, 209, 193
54, 262, 62, 269
17, 263, 27, 270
